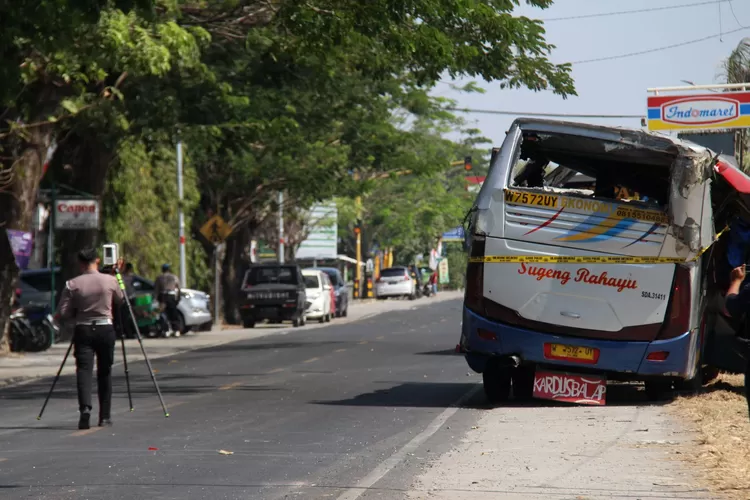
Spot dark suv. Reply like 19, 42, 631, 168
239, 263, 307, 328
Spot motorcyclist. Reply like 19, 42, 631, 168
154, 263, 181, 337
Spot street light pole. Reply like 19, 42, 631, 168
177, 140, 187, 286
278, 191, 285, 263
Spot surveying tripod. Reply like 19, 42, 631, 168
38, 265, 170, 420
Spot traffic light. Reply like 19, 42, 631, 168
354, 218, 362, 235
464, 156, 472, 171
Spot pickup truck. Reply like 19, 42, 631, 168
238, 263, 307, 328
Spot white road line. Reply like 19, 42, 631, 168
335, 383, 481, 500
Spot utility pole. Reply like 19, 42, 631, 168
278, 191, 285, 263
177, 140, 187, 286
48, 181, 56, 311
355, 195, 362, 294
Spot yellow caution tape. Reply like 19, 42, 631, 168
503, 188, 670, 225
469, 226, 730, 265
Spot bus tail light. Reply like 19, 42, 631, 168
657, 265, 691, 340
464, 234, 486, 313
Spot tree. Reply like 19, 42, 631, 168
0, 0, 575, 342
721, 37, 750, 171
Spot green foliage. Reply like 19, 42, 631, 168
102, 136, 210, 290
337, 110, 489, 265
446, 244, 467, 290
0, 0, 577, 329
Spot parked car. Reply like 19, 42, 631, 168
302, 269, 333, 323
239, 263, 307, 328
309, 267, 349, 317
128, 275, 212, 334
375, 266, 417, 300
17, 268, 212, 335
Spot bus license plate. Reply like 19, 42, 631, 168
545, 343, 598, 363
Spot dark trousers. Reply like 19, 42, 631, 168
159, 293, 179, 330
73, 324, 116, 417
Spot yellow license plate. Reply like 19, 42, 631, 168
547, 343, 597, 362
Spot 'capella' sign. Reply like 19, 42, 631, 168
55, 199, 100, 230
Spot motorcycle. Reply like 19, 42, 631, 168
10, 302, 57, 352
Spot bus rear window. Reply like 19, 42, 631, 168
509, 130, 671, 208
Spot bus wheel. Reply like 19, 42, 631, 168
512, 365, 536, 401
644, 379, 674, 401
483, 361, 511, 404
702, 365, 720, 385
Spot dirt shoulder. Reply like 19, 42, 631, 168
670, 374, 750, 500
405, 385, 712, 500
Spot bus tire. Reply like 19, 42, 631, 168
483, 361, 511, 404
644, 379, 674, 401
702, 365, 720, 385
512, 365, 536, 401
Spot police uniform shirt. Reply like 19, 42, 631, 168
57, 269, 124, 323
154, 273, 180, 297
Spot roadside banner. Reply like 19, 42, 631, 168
6, 229, 33, 270
647, 91, 750, 131
438, 258, 450, 285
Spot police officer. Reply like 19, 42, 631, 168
154, 263, 181, 337
57, 248, 124, 429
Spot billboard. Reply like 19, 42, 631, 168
647, 92, 750, 131
55, 199, 100, 230
295, 202, 338, 260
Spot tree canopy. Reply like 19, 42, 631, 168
0, 0, 575, 342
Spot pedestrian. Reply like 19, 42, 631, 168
122, 262, 136, 299
725, 262, 750, 420
56, 247, 124, 429
430, 270, 438, 295
155, 263, 181, 337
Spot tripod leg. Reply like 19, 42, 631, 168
120, 334, 134, 411
37, 334, 75, 420
115, 271, 169, 417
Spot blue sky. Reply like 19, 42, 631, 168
438, 0, 750, 144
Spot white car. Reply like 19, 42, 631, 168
375, 267, 417, 300
302, 270, 333, 323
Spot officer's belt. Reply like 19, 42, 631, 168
76, 318, 113, 326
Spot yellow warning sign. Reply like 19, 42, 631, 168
503, 189, 669, 225
200, 215, 232, 245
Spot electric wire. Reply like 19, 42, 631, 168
542, 0, 728, 22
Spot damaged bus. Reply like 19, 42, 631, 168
460, 118, 750, 405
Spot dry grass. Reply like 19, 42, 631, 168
670, 373, 750, 500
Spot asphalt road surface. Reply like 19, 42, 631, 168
0, 298, 483, 500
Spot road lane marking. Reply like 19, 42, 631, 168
267, 368, 285, 374
0, 458, 7, 462
376, 336, 384, 340
335, 384, 482, 500
70, 427, 103, 437
358, 341, 368, 345
219, 382, 243, 390
303, 357, 320, 364
334, 349, 347, 353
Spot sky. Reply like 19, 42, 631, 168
437, 0, 750, 144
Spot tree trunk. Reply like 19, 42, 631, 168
221, 225, 251, 324
51, 132, 115, 285
0, 128, 54, 350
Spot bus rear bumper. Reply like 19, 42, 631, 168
462, 306, 696, 380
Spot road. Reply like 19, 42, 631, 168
0, 298, 483, 500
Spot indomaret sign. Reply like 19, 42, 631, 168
647, 91, 750, 131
